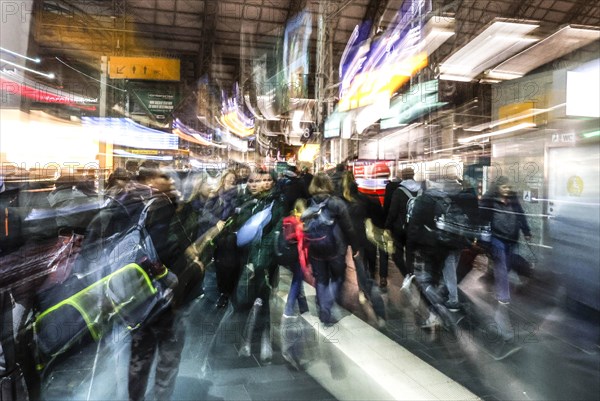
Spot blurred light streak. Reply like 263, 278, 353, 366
0, 73, 96, 110
82, 117, 178, 150
0, 47, 40, 63
113, 149, 173, 161
459, 122, 536, 143
465, 103, 565, 132
0, 58, 54, 79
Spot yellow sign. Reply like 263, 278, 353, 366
498, 102, 535, 130
129, 149, 159, 155
108, 57, 180, 81
567, 176, 584, 196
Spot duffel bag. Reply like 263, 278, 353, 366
34, 262, 173, 366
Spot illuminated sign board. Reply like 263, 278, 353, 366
82, 117, 179, 150
108, 57, 180, 81
324, 112, 342, 139
338, 0, 431, 112
380, 80, 447, 130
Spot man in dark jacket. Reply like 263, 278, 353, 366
479, 176, 531, 360
385, 168, 422, 277
480, 176, 531, 305
128, 166, 194, 401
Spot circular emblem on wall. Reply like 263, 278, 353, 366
567, 176, 584, 196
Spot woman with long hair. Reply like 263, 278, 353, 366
304, 172, 359, 325
340, 171, 386, 325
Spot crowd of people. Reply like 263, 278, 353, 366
0, 160, 533, 400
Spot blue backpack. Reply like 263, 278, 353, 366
301, 198, 337, 259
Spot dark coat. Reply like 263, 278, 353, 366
382, 179, 400, 218
279, 174, 309, 214
480, 192, 531, 243
385, 179, 422, 238
344, 191, 384, 250
310, 193, 359, 257
405, 189, 446, 251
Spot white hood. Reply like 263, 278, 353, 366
400, 179, 422, 193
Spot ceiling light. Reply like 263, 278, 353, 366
421, 17, 455, 55
487, 25, 600, 80
439, 20, 539, 81
439, 74, 473, 82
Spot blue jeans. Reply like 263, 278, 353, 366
284, 262, 305, 316
310, 254, 346, 323
491, 237, 516, 303
443, 250, 460, 304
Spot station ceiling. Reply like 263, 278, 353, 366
32, 0, 600, 90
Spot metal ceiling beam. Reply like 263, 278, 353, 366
199, 0, 218, 78
563, 0, 599, 25
362, 0, 389, 37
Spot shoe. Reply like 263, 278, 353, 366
498, 299, 510, 306
401, 274, 415, 292
379, 277, 388, 289
319, 310, 339, 327
493, 341, 522, 361
260, 330, 273, 362
282, 351, 302, 371
238, 343, 251, 357
298, 295, 309, 314
421, 313, 441, 330
445, 301, 461, 312
216, 293, 229, 308
358, 291, 368, 305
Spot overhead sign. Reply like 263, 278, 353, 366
498, 102, 535, 130
108, 57, 180, 81
132, 89, 178, 120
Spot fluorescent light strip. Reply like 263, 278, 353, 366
0, 58, 54, 79
459, 122, 536, 143
421, 17, 455, 56
439, 20, 539, 81
432, 142, 483, 154
583, 130, 600, 138
0, 47, 40, 63
488, 25, 600, 80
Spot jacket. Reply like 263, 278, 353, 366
310, 193, 359, 257
385, 179, 422, 237
480, 192, 531, 243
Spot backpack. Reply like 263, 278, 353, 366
274, 215, 302, 266
433, 193, 490, 248
399, 186, 423, 228
301, 198, 337, 259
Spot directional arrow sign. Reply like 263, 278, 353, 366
108, 57, 180, 81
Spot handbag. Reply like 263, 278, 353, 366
236, 202, 273, 247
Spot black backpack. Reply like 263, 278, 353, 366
431, 192, 489, 248
400, 187, 423, 228
301, 198, 337, 259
